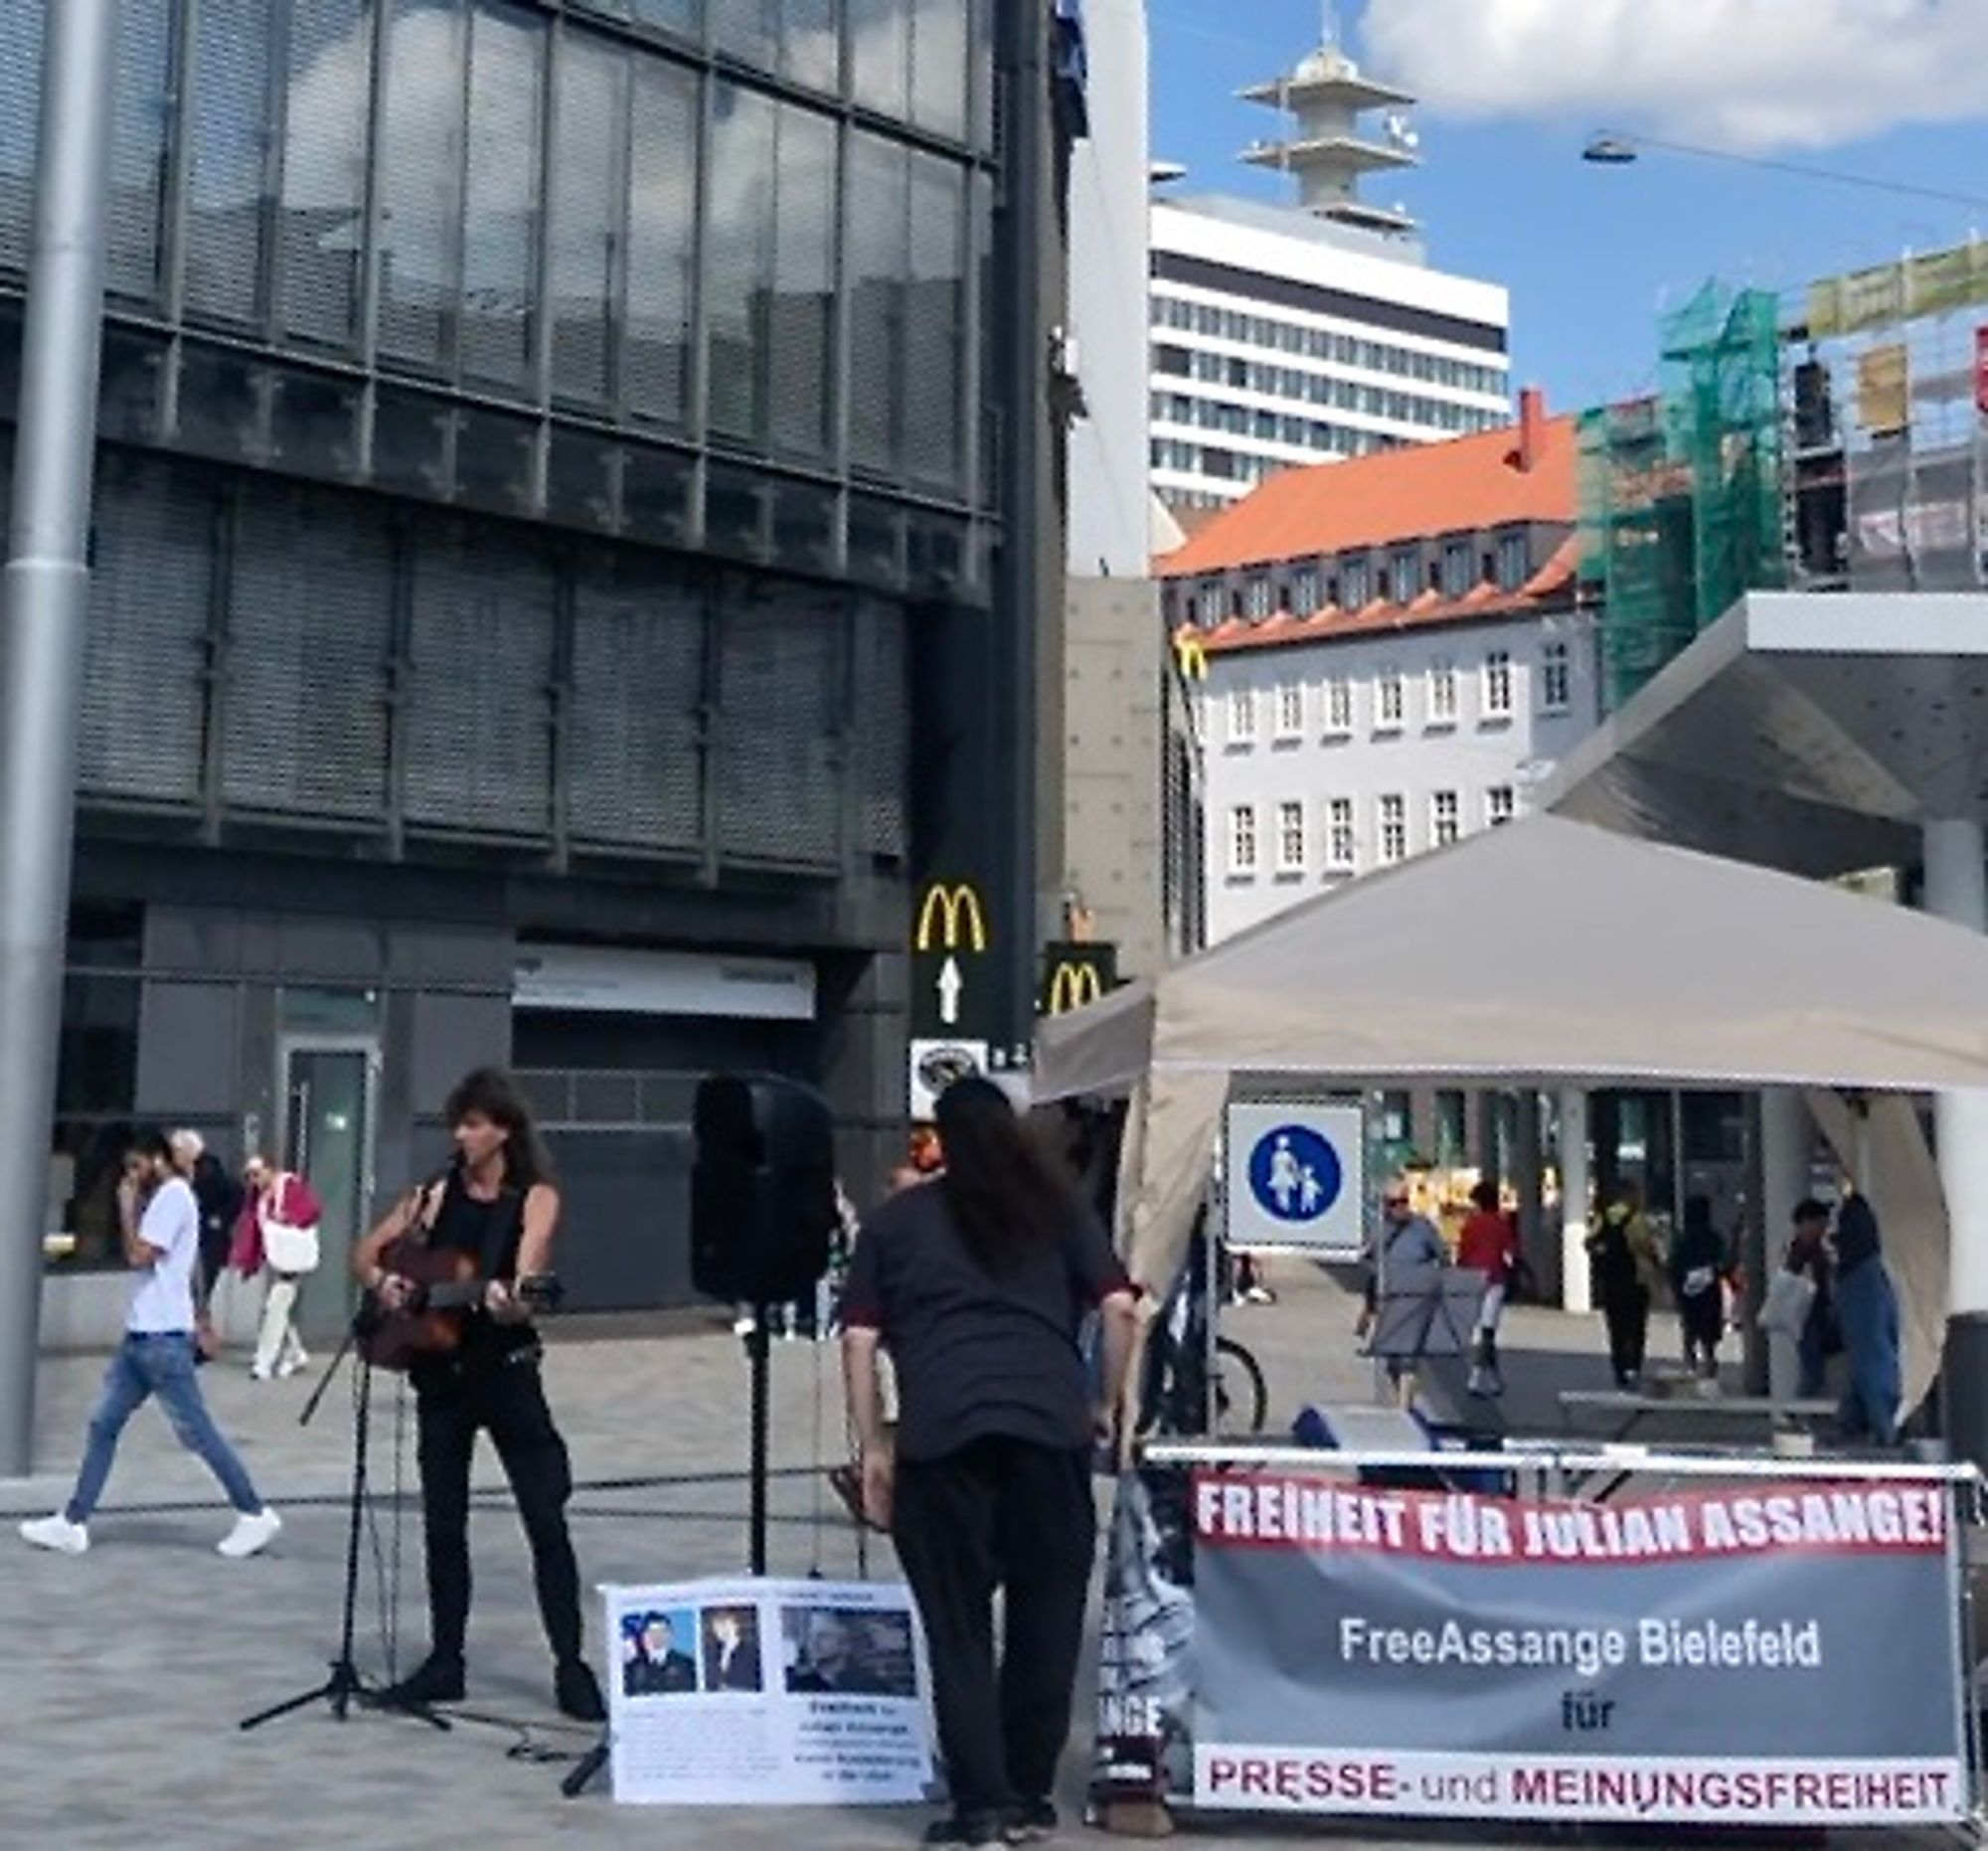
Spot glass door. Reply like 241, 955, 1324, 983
280, 1042, 378, 1338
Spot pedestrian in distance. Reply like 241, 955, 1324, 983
1831, 1194, 1903, 1445
1670, 1194, 1729, 1383
1587, 1182, 1662, 1389
1357, 1182, 1445, 1347
842, 1077, 1139, 1849
1783, 1199, 1837, 1398
1456, 1179, 1518, 1398
21, 1127, 281, 1560
235, 1153, 323, 1382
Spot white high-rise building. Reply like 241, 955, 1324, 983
1150, 40, 1511, 513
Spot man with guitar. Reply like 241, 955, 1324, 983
353, 1067, 604, 1723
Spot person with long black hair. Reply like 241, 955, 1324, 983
842, 1078, 1139, 1848
352, 1067, 604, 1722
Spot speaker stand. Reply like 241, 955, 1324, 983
747, 1304, 770, 1576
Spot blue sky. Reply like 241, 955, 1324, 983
1148, 0, 1988, 413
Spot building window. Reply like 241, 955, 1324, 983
1342, 556, 1371, 608
1541, 639, 1572, 714
1230, 804, 1258, 875
1428, 659, 1457, 727
1378, 794, 1408, 865
1377, 668, 1405, 732
1323, 675, 1353, 737
1291, 567, 1320, 615
1431, 789, 1461, 848
1243, 575, 1272, 619
1326, 797, 1356, 871
1390, 547, 1418, 602
1483, 650, 1514, 720
1276, 800, 1307, 874
1487, 785, 1516, 827
1275, 681, 1304, 739
1441, 539, 1474, 598
1228, 687, 1256, 746
1498, 531, 1531, 591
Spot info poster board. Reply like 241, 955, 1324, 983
1093, 1462, 1973, 1832
605, 1578, 941, 1808
1223, 1099, 1366, 1259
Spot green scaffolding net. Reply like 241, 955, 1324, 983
1580, 282, 1786, 710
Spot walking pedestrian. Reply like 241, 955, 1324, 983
1456, 1180, 1518, 1397
170, 1128, 243, 1305
1783, 1199, 1837, 1398
20, 1128, 281, 1559
841, 1077, 1138, 1848
1587, 1183, 1661, 1388
1357, 1182, 1445, 1346
1831, 1195, 1903, 1445
235, 1154, 322, 1381
1670, 1194, 1729, 1382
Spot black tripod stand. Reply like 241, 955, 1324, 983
241, 1319, 448, 1734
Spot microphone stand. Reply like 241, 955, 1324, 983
240, 1313, 448, 1734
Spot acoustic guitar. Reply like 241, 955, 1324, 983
356, 1234, 562, 1373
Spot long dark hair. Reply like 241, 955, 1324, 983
445, 1066, 554, 1192
934, 1077, 1082, 1279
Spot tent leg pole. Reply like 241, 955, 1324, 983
1925, 819, 1988, 1468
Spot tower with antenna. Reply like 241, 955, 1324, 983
1237, 6, 1420, 236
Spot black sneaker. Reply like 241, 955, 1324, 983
555, 1657, 605, 1723
922, 1812, 1010, 1847
1008, 1798, 1059, 1841
376, 1653, 464, 1710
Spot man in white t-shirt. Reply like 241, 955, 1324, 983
21, 1128, 281, 1559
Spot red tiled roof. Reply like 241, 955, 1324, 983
1157, 413, 1578, 580
1190, 537, 1578, 657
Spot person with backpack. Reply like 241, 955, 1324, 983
1587, 1182, 1662, 1388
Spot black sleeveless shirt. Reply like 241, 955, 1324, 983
419, 1174, 535, 1371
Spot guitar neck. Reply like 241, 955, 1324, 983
418, 1274, 559, 1313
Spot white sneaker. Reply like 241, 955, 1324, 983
218, 1508, 282, 1559
20, 1513, 88, 1556
276, 1352, 306, 1379
248, 1363, 272, 1382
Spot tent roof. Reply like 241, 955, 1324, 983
1034, 814, 1988, 1098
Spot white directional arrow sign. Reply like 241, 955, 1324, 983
937, 954, 963, 1027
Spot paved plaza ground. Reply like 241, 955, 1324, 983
0, 1262, 1966, 1849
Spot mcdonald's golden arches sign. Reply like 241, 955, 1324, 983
1039, 942, 1118, 1017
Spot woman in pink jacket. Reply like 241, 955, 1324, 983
232, 1156, 323, 1381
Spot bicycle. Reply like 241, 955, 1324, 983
1137, 1217, 1270, 1438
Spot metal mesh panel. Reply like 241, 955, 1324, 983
405, 521, 556, 837
706, 81, 776, 443
846, 129, 907, 475
568, 551, 706, 853
278, 0, 372, 348
105, 0, 172, 304
715, 589, 841, 866
460, 3, 544, 390
185, 0, 272, 324
224, 484, 394, 820
548, 33, 623, 406
909, 0, 967, 140
78, 457, 212, 806
904, 150, 964, 489
0, 0, 43, 273
768, 99, 835, 458
378, 0, 466, 370
625, 58, 697, 424
851, 597, 907, 857
849, 0, 910, 120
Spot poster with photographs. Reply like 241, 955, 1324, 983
604, 1578, 940, 1808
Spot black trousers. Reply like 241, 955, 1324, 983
1602, 1285, 1650, 1385
1680, 1288, 1724, 1373
892, 1435, 1096, 1820
414, 1346, 582, 1665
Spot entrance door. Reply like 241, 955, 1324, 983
280, 1042, 378, 1339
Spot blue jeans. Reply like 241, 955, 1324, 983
66, 1332, 263, 1524
1834, 1260, 1903, 1445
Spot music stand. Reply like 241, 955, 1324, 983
1371, 1264, 1484, 1400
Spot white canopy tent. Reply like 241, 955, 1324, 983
1034, 815, 1988, 1409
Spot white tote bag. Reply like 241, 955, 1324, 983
260, 1177, 321, 1275
1756, 1265, 1816, 1339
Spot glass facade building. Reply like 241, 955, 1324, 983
1, 0, 1028, 1332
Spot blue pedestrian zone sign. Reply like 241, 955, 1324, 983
1246, 1123, 1343, 1225
1224, 1100, 1366, 1259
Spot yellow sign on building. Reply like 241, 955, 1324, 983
914, 882, 988, 954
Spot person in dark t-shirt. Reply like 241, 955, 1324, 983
843, 1078, 1138, 1849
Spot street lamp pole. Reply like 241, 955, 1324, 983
0, 0, 120, 1476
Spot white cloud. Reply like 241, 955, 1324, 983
1364, 0, 1988, 152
